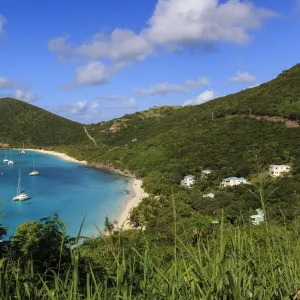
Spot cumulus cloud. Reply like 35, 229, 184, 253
48, 34, 72, 54
75, 61, 110, 85
49, 0, 276, 87
55, 100, 100, 120
76, 29, 154, 62
144, 0, 277, 48
135, 77, 210, 96
228, 71, 257, 84
14, 89, 37, 103
183, 90, 216, 106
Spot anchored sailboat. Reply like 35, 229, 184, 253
18, 143, 25, 155
13, 169, 30, 201
3, 149, 8, 163
7, 148, 14, 165
21, 142, 25, 154
29, 153, 39, 176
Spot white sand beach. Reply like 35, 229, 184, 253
118, 178, 149, 230
24, 149, 87, 164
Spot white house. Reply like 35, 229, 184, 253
203, 193, 215, 198
221, 177, 248, 188
250, 209, 264, 225
181, 175, 195, 188
269, 165, 291, 177
202, 169, 212, 177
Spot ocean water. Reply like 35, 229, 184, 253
0, 150, 129, 238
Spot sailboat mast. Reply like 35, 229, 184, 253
17, 169, 21, 194
32, 153, 35, 171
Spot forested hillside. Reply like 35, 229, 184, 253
2, 65, 300, 299
0, 98, 89, 146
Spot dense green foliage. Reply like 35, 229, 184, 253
0, 98, 89, 146
3, 64, 300, 298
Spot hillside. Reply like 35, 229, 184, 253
0, 98, 89, 146
48, 64, 300, 226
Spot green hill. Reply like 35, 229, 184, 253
0, 98, 89, 146
51, 63, 300, 225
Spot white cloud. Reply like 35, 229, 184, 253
186, 77, 210, 88
76, 29, 154, 62
0, 77, 17, 89
48, 34, 72, 54
56, 100, 100, 118
89, 101, 99, 113
135, 77, 210, 96
107, 97, 137, 109
228, 71, 257, 84
75, 61, 110, 85
70, 100, 88, 115
144, 0, 277, 48
183, 90, 216, 106
14, 89, 37, 103
48, 0, 276, 87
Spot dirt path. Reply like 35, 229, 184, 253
84, 126, 97, 146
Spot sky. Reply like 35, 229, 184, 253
0, 0, 299, 124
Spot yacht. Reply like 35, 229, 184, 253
13, 169, 30, 201
7, 149, 14, 165
21, 143, 25, 154
29, 153, 39, 176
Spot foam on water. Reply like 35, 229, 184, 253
0, 150, 128, 237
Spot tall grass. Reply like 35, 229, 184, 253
1, 222, 300, 299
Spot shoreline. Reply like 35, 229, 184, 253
117, 178, 149, 230
23, 149, 88, 165
23, 148, 148, 230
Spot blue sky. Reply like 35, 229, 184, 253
0, 0, 299, 123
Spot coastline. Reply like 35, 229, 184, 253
23, 149, 88, 165
23, 148, 148, 230
118, 178, 149, 230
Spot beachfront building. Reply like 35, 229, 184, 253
269, 165, 291, 177
181, 175, 195, 188
203, 193, 215, 198
221, 177, 248, 188
202, 169, 212, 177
250, 209, 264, 225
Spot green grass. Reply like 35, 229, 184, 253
1, 219, 300, 299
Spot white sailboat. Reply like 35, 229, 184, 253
13, 169, 30, 201
7, 149, 14, 165
21, 142, 25, 154
29, 153, 39, 176
3, 149, 8, 163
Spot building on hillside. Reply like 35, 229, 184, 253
203, 193, 215, 198
202, 169, 212, 177
221, 177, 248, 188
250, 209, 264, 225
180, 175, 195, 188
269, 165, 291, 177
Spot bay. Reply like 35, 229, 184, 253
0, 150, 128, 237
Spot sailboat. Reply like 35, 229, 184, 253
29, 153, 39, 176
13, 169, 30, 201
21, 142, 25, 154
7, 149, 14, 165
3, 149, 8, 163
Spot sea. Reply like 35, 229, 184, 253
0, 150, 129, 238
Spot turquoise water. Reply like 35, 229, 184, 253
0, 150, 129, 238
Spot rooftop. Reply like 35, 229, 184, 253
222, 177, 246, 181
